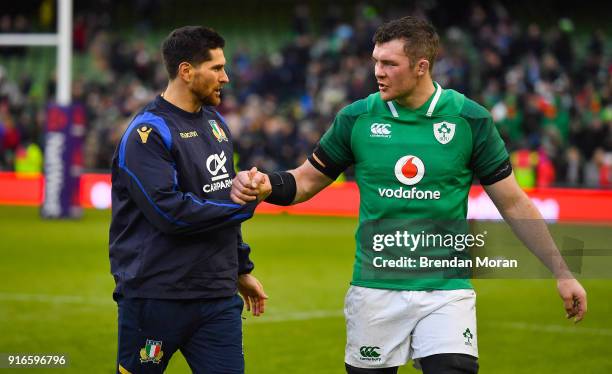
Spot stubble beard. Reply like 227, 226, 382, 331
195, 88, 220, 107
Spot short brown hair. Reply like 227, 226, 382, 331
373, 16, 439, 73
162, 26, 225, 79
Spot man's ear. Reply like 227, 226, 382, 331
417, 59, 430, 76
177, 62, 193, 82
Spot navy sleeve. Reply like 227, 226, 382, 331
237, 229, 254, 275
118, 118, 256, 235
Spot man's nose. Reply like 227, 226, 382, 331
220, 70, 229, 84
374, 64, 385, 78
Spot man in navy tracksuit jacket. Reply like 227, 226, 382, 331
109, 26, 267, 374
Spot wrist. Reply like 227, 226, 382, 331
258, 179, 272, 202
556, 272, 575, 281
264, 171, 297, 206
554, 265, 574, 280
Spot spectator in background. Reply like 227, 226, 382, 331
0, 102, 20, 170
73, 14, 88, 53
14, 140, 43, 175
557, 146, 583, 186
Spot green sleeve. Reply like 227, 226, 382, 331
318, 102, 363, 169
464, 101, 509, 179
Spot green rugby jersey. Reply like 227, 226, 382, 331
319, 83, 508, 290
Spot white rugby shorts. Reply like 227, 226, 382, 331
344, 286, 478, 369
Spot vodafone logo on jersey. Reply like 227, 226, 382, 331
378, 155, 440, 200
394, 155, 425, 185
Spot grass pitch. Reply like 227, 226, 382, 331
0, 206, 610, 373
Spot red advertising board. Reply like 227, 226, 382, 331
0, 172, 44, 206
1, 172, 611, 222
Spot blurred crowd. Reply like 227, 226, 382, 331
0, 2, 610, 188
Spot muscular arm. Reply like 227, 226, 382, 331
484, 173, 570, 278
288, 157, 335, 204
231, 157, 334, 205
484, 172, 587, 321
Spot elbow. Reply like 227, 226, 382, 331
157, 224, 176, 235
295, 179, 321, 203
150, 219, 184, 235
500, 193, 539, 220
298, 185, 316, 203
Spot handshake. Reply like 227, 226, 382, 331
230, 167, 272, 205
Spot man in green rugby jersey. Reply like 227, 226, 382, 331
231, 16, 587, 374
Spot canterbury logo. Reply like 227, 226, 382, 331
359, 346, 381, 358
370, 123, 391, 136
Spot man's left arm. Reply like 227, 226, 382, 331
484, 173, 588, 322
236, 229, 267, 316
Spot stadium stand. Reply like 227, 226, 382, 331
0, 1, 610, 187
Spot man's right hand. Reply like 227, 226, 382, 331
230, 167, 271, 204
557, 278, 587, 323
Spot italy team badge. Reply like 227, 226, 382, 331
140, 339, 164, 364
433, 121, 455, 144
209, 120, 228, 142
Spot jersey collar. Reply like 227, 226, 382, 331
386, 82, 443, 118
156, 95, 203, 119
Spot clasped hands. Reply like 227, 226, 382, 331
231, 167, 272, 204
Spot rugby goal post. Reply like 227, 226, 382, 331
0, 0, 84, 219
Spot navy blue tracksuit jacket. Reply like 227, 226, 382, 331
109, 95, 257, 300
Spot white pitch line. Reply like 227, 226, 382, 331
2, 292, 611, 337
